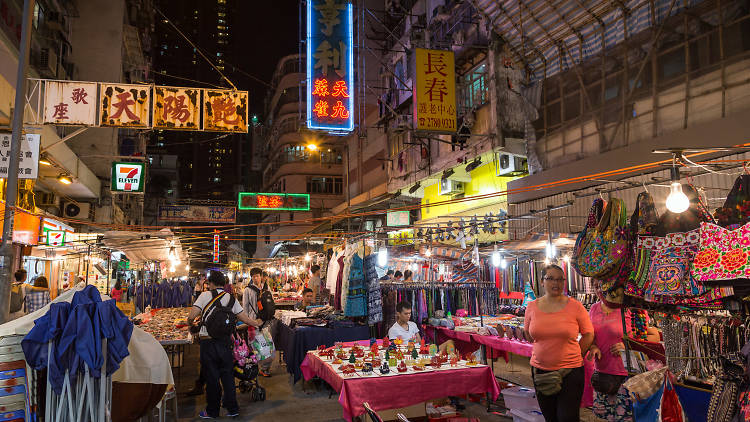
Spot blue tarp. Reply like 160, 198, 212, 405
21, 285, 133, 394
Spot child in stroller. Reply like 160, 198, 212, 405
232, 332, 266, 402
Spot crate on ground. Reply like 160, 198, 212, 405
501, 386, 540, 412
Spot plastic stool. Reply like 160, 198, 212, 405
158, 387, 178, 421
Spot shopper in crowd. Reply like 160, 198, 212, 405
587, 291, 659, 421
393, 271, 403, 282
188, 270, 262, 419
295, 288, 315, 311
523, 264, 594, 422
8, 269, 28, 321
222, 276, 233, 296
110, 280, 125, 302
388, 300, 421, 343
242, 267, 274, 377
380, 269, 394, 281
25, 276, 51, 314
308, 264, 322, 303
403, 270, 413, 282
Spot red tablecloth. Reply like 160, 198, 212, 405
301, 352, 501, 421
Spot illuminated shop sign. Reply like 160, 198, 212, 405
213, 232, 220, 263
306, 0, 354, 133
111, 162, 145, 193
237, 193, 311, 211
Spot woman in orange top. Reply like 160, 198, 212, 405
524, 264, 594, 422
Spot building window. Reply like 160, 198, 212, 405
213, 177, 221, 183
458, 63, 488, 113
306, 177, 343, 194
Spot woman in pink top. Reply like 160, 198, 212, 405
524, 264, 594, 422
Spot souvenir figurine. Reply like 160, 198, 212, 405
349, 350, 356, 364
450, 354, 459, 367
380, 361, 390, 374
411, 347, 418, 360
430, 355, 442, 368
385, 349, 390, 361
382, 336, 390, 348
389, 355, 397, 368
370, 342, 379, 355
394, 337, 403, 346
363, 362, 373, 374
407, 339, 415, 352
419, 341, 429, 355
429, 344, 438, 356
397, 361, 408, 373
354, 360, 364, 370
333, 358, 343, 365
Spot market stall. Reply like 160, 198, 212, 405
300, 340, 500, 421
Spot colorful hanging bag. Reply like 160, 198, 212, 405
691, 222, 750, 282
574, 198, 629, 278
713, 174, 750, 228
633, 372, 687, 422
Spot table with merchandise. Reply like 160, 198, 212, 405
300, 339, 500, 421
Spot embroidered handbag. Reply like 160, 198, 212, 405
574, 198, 629, 278
573, 198, 603, 258
692, 222, 750, 282
714, 174, 750, 228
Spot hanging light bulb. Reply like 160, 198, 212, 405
666, 156, 690, 214
500, 257, 508, 269
491, 245, 501, 267
666, 182, 690, 213
304, 253, 312, 261
377, 248, 388, 267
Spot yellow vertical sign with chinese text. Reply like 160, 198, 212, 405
413, 48, 456, 133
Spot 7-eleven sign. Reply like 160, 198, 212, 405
111, 162, 145, 193
46, 231, 66, 247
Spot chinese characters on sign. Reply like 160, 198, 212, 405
154, 86, 201, 129
413, 48, 457, 133
0, 133, 40, 179
111, 162, 145, 193
157, 205, 236, 224
40, 80, 249, 133
213, 233, 220, 263
307, 0, 354, 132
203, 90, 248, 132
100, 84, 151, 128
44, 81, 98, 125
237, 193, 311, 211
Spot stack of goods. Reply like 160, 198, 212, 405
497, 304, 526, 316
312, 338, 485, 378
134, 307, 190, 343
497, 317, 527, 341
276, 310, 307, 326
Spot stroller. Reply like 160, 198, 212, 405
232, 332, 266, 402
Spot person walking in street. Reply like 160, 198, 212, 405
110, 279, 125, 302
523, 264, 594, 422
188, 271, 262, 419
242, 267, 274, 377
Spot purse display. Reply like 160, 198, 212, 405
590, 371, 627, 395
691, 222, 750, 283
574, 198, 629, 279
713, 174, 750, 228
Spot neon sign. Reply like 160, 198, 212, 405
237, 193, 311, 211
307, 0, 354, 133
213, 232, 220, 263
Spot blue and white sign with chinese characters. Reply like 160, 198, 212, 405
307, 0, 354, 133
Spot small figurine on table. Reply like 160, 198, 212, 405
411, 347, 418, 360
380, 361, 390, 374
382, 336, 390, 348
407, 339, 415, 352
397, 361, 408, 373
363, 362, 373, 374
429, 343, 438, 356
450, 353, 459, 367
349, 349, 356, 364
370, 342, 379, 355
419, 339, 429, 355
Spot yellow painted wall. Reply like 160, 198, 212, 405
421, 162, 516, 222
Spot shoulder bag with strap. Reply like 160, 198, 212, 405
200, 290, 237, 341
574, 198, 629, 279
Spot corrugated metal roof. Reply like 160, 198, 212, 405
507, 151, 750, 238
473, 0, 704, 81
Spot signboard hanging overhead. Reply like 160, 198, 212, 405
238, 193, 310, 211
99, 83, 151, 128
203, 89, 248, 132
153, 86, 201, 130
44, 81, 98, 125
307, 0, 354, 133
158, 205, 236, 223
413, 48, 457, 133
111, 162, 145, 193
0, 133, 40, 179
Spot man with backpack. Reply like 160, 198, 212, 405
188, 271, 262, 419
242, 267, 275, 377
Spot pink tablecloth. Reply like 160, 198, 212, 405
301, 352, 501, 421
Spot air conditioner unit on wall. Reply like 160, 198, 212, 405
62, 202, 91, 220
495, 153, 528, 177
439, 178, 464, 196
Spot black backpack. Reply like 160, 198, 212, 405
250, 285, 276, 321
202, 290, 237, 341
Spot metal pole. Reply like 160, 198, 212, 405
0, 0, 35, 323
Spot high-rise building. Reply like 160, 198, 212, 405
149, 0, 247, 202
